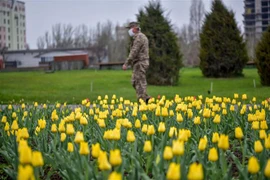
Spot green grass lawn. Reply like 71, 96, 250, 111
0, 68, 269, 104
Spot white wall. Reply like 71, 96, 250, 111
5, 52, 40, 67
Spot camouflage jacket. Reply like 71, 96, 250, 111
124, 32, 149, 67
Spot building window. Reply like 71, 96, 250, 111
4, 19, 6, 24
17, 44, 19, 49
7, 12, 9, 16
8, 28, 10, 33
262, 1, 268, 6
3, 11, 6, 15
262, 7, 268, 13
262, 21, 268, 25
9, 44, 11, 48
262, 14, 268, 19
8, 20, 10, 24
8, 36, 10, 40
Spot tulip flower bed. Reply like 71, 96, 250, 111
0, 94, 270, 180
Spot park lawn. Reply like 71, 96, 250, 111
0, 68, 269, 104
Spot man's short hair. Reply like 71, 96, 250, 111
125, 22, 140, 29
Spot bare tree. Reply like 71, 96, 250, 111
44, 31, 52, 49
36, 21, 129, 64
190, 0, 205, 41
179, 0, 205, 67
37, 37, 45, 49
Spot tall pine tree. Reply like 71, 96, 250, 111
137, 1, 183, 85
200, 0, 248, 77
255, 26, 270, 86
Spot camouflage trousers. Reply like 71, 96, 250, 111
132, 61, 150, 102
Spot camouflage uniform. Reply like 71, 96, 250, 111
124, 32, 151, 102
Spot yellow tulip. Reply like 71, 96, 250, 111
12, 112, 17, 119
38, 119, 46, 129
213, 114, 221, 124
234, 93, 239, 99
58, 122, 65, 132
4, 122, 10, 131
108, 171, 122, 180
1, 116, 7, 123
19, 145, 32, 164
80, 116, 88, 125
98, 119, 106, 128
176, 113, 183, 122
208, 147, 218, 162
169, 127, 178, 138
161, 107, 169, 117
147, 125, 155, 135
248, 156, 260, 174
194, 116, 201, 125
259, 130, 266, 139
51, 124, 57, 133
163, 146, 173, 160
142, 124, 148, 133
242, 94, 247, 100
91, 143, 100, 158
143, 140, 152, 152
109, 149, 122, 166
252, 121, 259, 130
17, 165, 34, 180
254, 140, 263, 153
98, 151, 111, 170
187, 163, 204, 180
264, 159, 270, 177
235, 127, 243, 139
260, 120, 268, 130
127, 130, 136, 142
67, 142, 74, 152
158, 122, 166, 133
166, 162, 181, 180
218, 134, 229, 150
203, 108, 211, 118
172, 140, 184, 156
198, 138, 207, 151
135, 119, 141, 128
169, 110, 175, 117
155, 106, 161, 116
66, 124, 75, 135
142, 114, 148, 121
32, 151, 44, 167
265, 135, 270, 149
79, 142, 89, 155
11, 120, 19, 130
74, 131, 84, 143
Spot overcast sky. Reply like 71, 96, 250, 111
22, 0, 244, 49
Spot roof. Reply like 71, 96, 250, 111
35, 51, 88, 58
6, 47, 91, 54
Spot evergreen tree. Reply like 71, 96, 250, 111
255, 26, 270, 86
136, 1, 183, 85
199, 0, 248, 77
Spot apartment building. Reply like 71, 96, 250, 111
0, 0, 26, 50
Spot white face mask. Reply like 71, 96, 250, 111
128, 28, 134, 37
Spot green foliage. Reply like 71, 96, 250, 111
255, 26, 270, 86
199, 0, 248, 77
136, 1, 183, 85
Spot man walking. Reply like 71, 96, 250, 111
122, 22, 151, 104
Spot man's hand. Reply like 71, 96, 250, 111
122, 64, 127, 70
